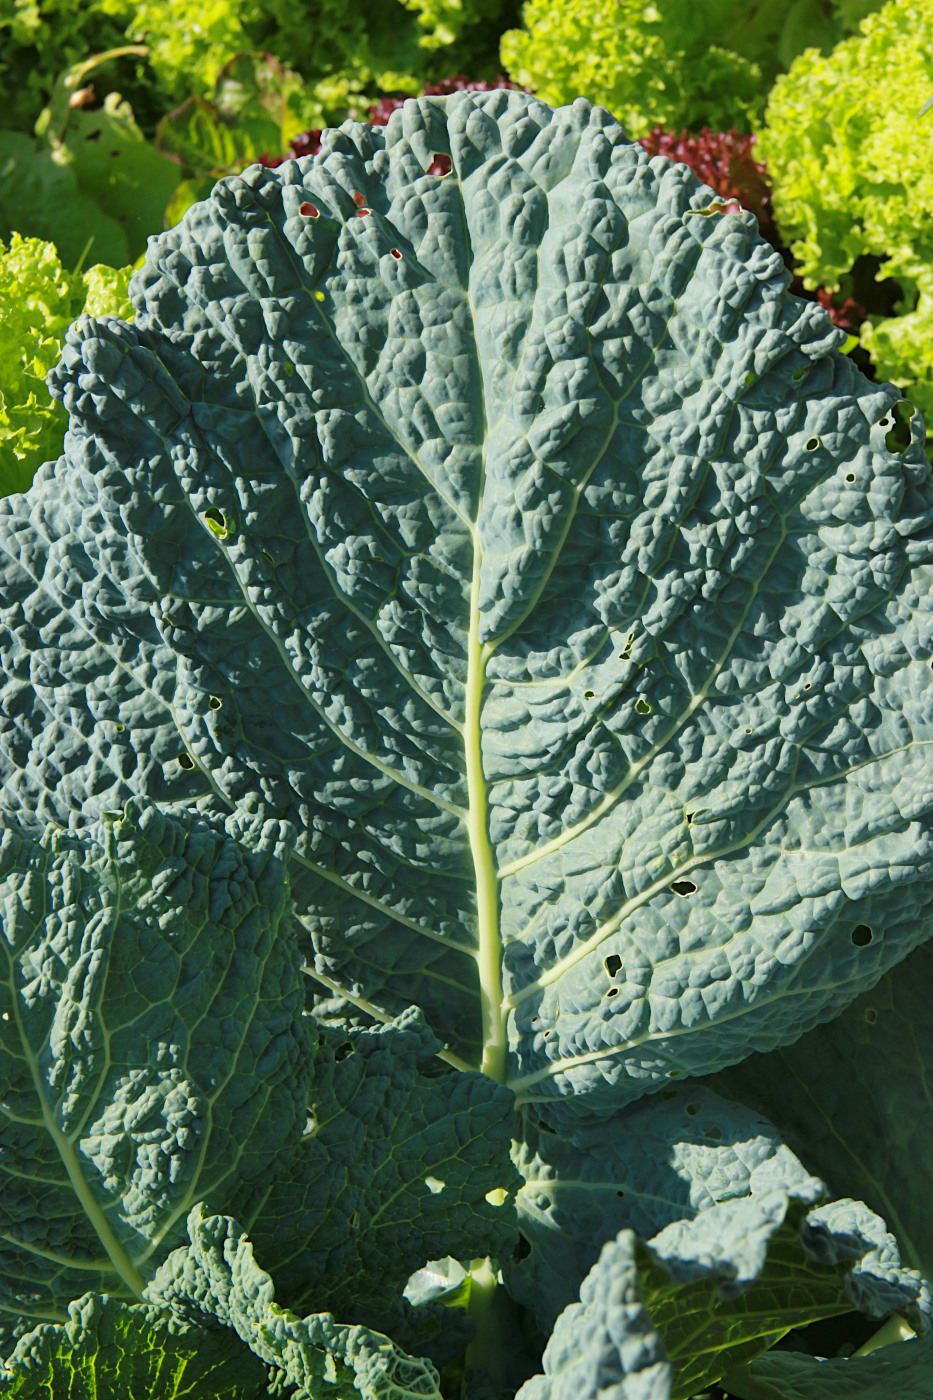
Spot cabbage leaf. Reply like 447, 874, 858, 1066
5, 91, 933, 1125
3, 90, 933, 1394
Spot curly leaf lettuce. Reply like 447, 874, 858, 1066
0, 234, 132, 497
96, 0, 503, 122
500, 0, 879, 139
759, 0, 933, 420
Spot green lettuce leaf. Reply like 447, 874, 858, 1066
41, 91, 179, 262
507, 1083, 929, 1397
2, 91, 932, 1130
0, 234, 132, 497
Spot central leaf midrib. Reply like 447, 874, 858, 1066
467, 531, 506, 1082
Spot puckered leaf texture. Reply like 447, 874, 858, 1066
248, 1005, 520, 1321
515, 1193, 931, 1400
516, 1230, 672, 1400
1, 91, 932, 1126
0, 790, 517, 1360
507, 1085, 929, 1399
0, 799, 312, 1352
508, 1085, 825, 1331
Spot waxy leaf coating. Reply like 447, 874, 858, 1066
3, 91, 933, 1122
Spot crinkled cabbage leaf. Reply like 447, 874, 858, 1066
3, 88, 933, 1395
2, 90, 932, 1123
0, 801, 515, 1352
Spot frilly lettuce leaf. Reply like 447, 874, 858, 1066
758, 0, 933, 421
0, 233, 132, 496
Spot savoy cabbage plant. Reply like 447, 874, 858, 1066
1, 88, 933, 1398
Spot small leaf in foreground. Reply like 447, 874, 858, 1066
145, 1203, 443, 1400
